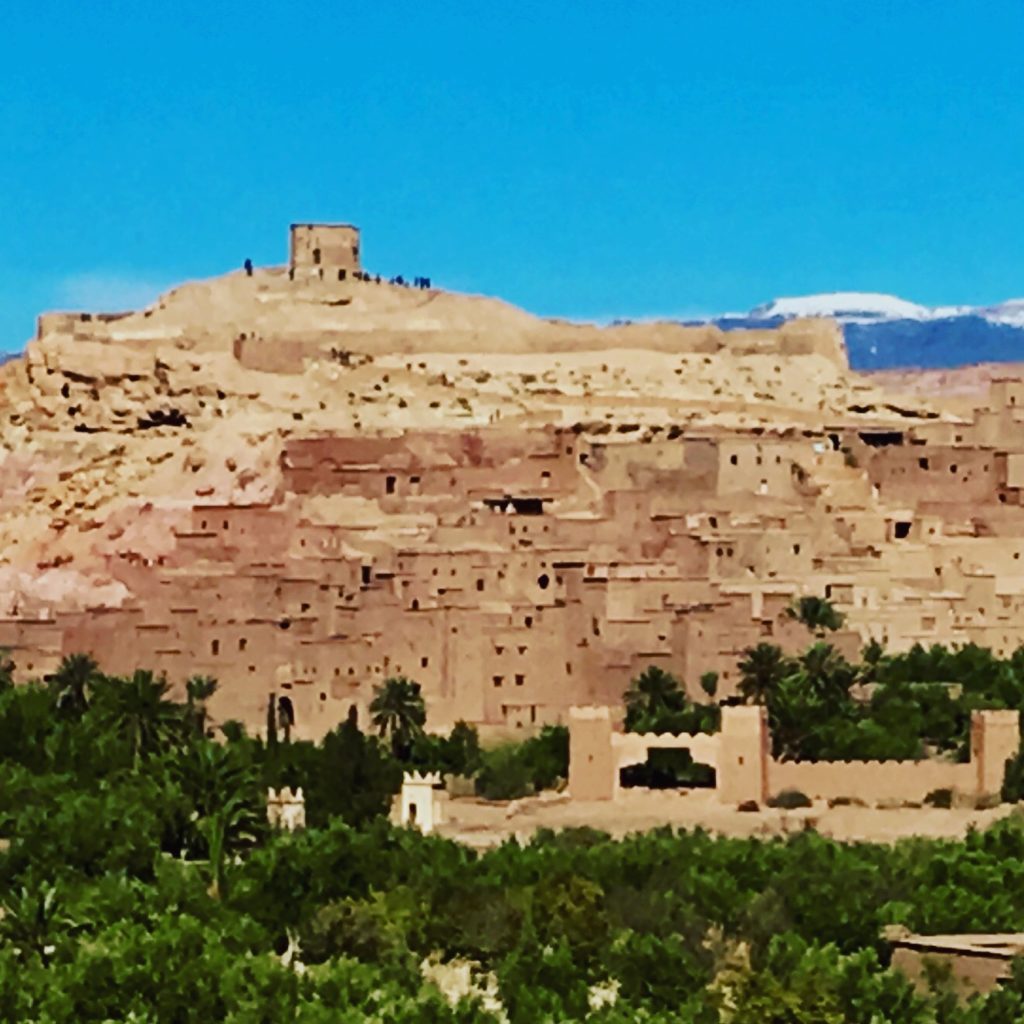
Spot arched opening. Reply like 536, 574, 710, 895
278, 696, 296, 739
619, 748, 716, 790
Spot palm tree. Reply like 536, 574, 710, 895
48, 653, 101, 718
185, 675, 218, 737
858, 638, 889, 685
168, 741, 262, 898
370, 676, 426, 759
785, 595, 844, 636
624, 666, 685, 729
95, 669, 182, 768
798, 642, 855, 703
737, 643, 792, 705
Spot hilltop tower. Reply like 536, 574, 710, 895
289, 223, 361, 280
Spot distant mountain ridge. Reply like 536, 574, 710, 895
694, 292, 1024, 371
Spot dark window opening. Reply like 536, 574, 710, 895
278, 695, 295, 726
538, 573, 550, 589
312, 248, 321, 265
211, 639, 220, 655
858, 431, 903, 447
386, 475, 396, 494
894, 521, 912, 539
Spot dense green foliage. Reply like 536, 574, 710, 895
733, 639, 1024, 764
8, 649, 1024, 1018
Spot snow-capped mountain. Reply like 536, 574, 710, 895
702, 293, 1024, 371
749, 292, 932, 323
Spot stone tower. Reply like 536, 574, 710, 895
289, 223, 361, 279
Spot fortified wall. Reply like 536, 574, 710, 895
568, 706, 1021, 806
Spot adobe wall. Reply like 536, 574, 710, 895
569, 707, 1018, 805
769, 759, 975, 804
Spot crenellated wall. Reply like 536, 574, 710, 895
569, 706, 1019, 806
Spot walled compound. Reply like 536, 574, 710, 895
567, 706, 1020, 805
2, 226, 1024, 743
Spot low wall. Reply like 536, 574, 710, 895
769, 759, 975, 804
232, 337, 308, 374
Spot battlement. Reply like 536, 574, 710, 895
289, 222, 361, 279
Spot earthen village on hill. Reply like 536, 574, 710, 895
4, 223, 1024, 806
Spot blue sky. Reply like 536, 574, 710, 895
2, 1, 1023, 350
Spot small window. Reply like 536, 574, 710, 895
385, 475, 396, 494
476, 579, 484, 591
421, 656, 429, 668
729, 454, 738, 465
919, 457, 929, 470
525, 616, 533, 628
239, 638, 247, 651
537, 574, 550, 590
211, 639, 220, 656
515, 673, 525, 686
493, 675, 503, 687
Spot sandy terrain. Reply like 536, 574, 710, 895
437, 789, 1017, 849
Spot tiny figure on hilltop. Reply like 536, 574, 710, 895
244, 258, 253, 277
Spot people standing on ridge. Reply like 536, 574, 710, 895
244, 258, 253, 277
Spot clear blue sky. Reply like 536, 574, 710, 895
2, 1, 1023, 350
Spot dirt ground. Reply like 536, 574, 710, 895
435, 789, 1019, 849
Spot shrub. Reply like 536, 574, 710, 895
475, 726, 569, 801
768, 789, 812, 809
924, 788, 953, 809
1002, 743, 1024, 803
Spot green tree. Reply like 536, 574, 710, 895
738, 643, 793, 705
185, 674, 218, 737
169, 741, 264, 897
93, 669, 182, 769
625, 666, 682, 726
370, 676, 427, 760
700, 671, 719, 698
786, 595, 845, 636
48, 653, 102, 719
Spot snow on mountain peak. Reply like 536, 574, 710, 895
748, 292, 930, 323
745, 293, 1024, 327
